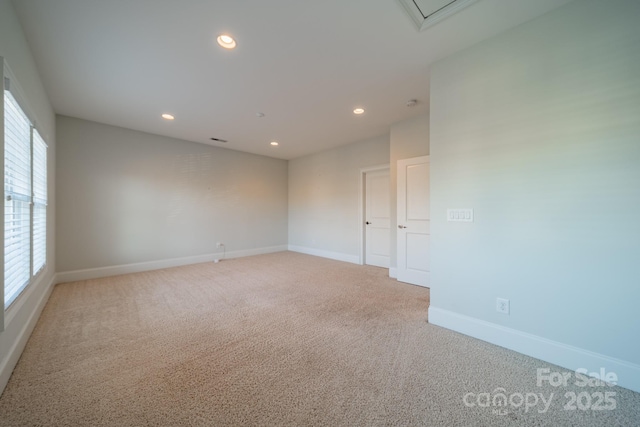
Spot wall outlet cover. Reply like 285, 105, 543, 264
496, 298, 510, 315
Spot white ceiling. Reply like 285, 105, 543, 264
11, 0, 573, 160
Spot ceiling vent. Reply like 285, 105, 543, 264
397, 0, 478, 31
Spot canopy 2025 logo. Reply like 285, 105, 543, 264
463, 367, 618, 416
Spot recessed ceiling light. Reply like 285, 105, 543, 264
270, 141, 279, 146
217, 34, 237, 49
353, 108, 365, 115
161, 113, 175, 120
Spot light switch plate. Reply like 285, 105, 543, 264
447, 209, 473, 222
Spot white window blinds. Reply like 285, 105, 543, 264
4, 89, 31, 308
4, 83, 47, 309
32, 130, 47, 275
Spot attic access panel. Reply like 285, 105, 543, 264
397, 0, 477, 31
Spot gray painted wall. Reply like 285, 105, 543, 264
0, 0, 56, 394
430, 0, 640, 364
288, 135, 389, 259
56, 116, 288, 273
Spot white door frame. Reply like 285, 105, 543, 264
359, 164, 390, 265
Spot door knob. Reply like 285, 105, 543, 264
398, 225, 407, 229
366, 221, 372, 225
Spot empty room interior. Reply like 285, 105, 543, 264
1, 0, 639, 425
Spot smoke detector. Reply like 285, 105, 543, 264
397, 0, 478, 31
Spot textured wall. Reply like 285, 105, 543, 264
56, 116, 288, 272
288, 135, 389, 259
430, 0, 640, 363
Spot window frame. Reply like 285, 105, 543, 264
2, 59, 48, 322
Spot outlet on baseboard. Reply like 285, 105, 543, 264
496, 298, 510, 315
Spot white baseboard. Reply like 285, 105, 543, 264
56, 245, 288, 283
389, 267, 397, 279
428, 306, 640, 394
0, 273, 56, 396
288, 245, 360, 265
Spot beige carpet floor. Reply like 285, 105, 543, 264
0, 251, 638, 426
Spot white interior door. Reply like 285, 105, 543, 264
397, 156, 430, 286
365, 170, 390, 268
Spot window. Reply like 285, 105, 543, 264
32, 130, 47, 275
4, 78, 47, 310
